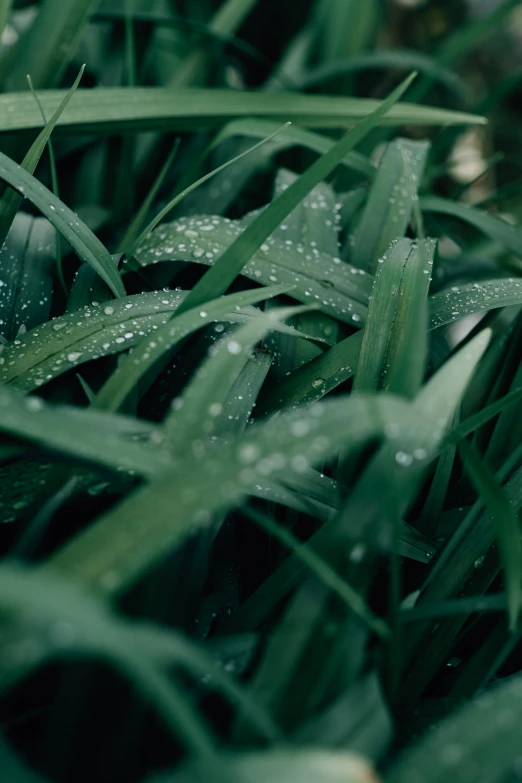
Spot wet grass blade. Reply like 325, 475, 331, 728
351, 139, 430, 274
127, 124, 290, 257
0, 64, 85, 249
429, 278, 522, 330
0, 85, 486, 137
163, 305, 314, 449
0, 289, 318, 393
0, 214, 54, 342
134, 214, 371, 326
47, 394, 427, 594
387, 674, 522, 783
174, 74, 419, 316
91, 285, 294, 411
458, 440, 522, 630
0, 152, 125, 298
0, 384, 169, 477
355, 238, 434, 397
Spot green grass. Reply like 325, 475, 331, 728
2, 1, 522, 782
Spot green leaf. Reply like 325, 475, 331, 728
0, 153, 125, 298
355, 238, 434, 397
5, 0, 99, 90
429, 277, 522, 330
387, 674, 522, 783
0, 384, 169, 478
421, 195, 522, 259
351, 138, 430, 274
210, 118, 376, 178
1, 288, 314, 393
163, 305, 314, 449
48, 394, 431, 594
0, 213, 54, 341
173, 74, 421, 316
297, 49, 468, 99
0, 86, 487, 137
458, 440, 522, 631
0, 64, 85, 249
133, 214, 371, 325
91, 285, 295, 411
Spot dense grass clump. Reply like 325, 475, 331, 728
3, 1, 522, 781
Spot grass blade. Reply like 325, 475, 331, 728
0, 86, 487, 137
47, 394, 428, 594
163, 305, 314, 449
421, 195, 522, 259
355, 238, 434, 397
0, 64, 85, 249
91, 285, 294, 411
351, 139, 430, 274
174, 73, 419, 316
134, 214, 371, 325
0, 153, 125, 298
458, 440, 522, 631
127, 123, 291, 257
5, 0, 100, 90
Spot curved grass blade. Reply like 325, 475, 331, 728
127, 123, 291, 257
209, 118, 376, 178
0, 213, 54, 341
133, 214, 371, 325
458, 440, 522, 631
0, 153, 125, 298
163, 305, 315, 448
351, 139, 430, 274
297, 49, 468, 99
429, 277, 522, 330
5, 0, 99, 90
174, 73, 419, 316
0, 289, 316, 393
355, 238, 434, 397
0, 563, 216, 755
0, 86, 486, 137
421, 195, 522, 259
0, 384, 169, 477
48, 394, 430, 594
91, 285, 295, 411
0, 64, 85, 249
387, 674, 522, 783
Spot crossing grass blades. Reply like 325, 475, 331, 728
2, 1, 522, 782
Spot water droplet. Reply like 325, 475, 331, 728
227, 340, 241, 354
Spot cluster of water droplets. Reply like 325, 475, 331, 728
134, 212, 371, 326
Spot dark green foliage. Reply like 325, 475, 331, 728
1, 2, 522, 783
